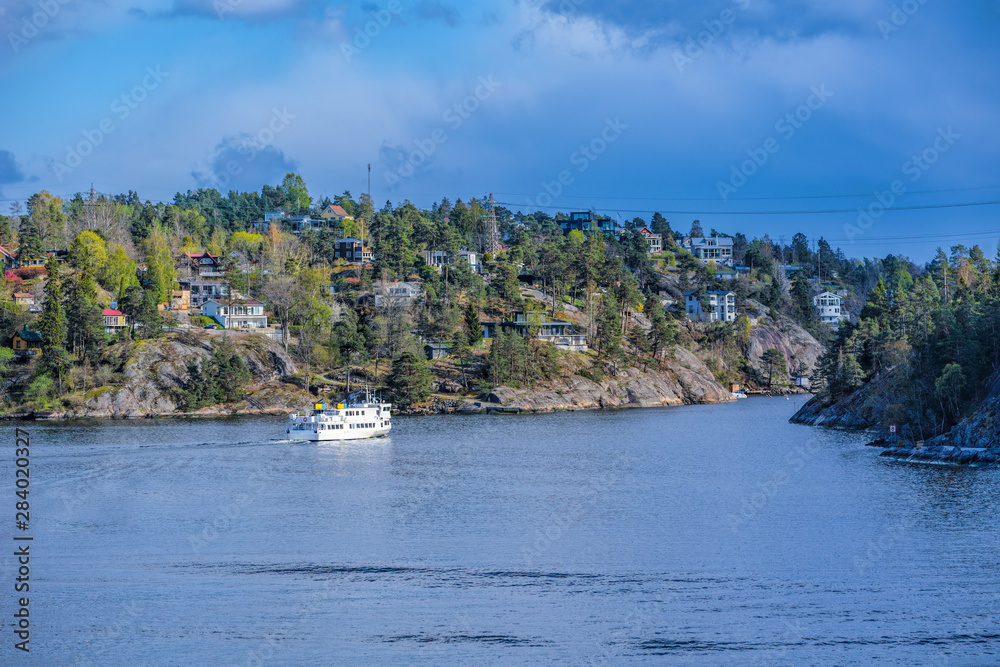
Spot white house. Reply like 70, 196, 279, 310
372, 281, 423, 308
684, 290, 737, 322
202, 299, 268, 329
683, 237, 734, 267
638, 227, 663, 255
813, 291, 846, 328
424, 249, 480, 273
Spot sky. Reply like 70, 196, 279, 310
1, 0, 999, 262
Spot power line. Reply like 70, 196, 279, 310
494, 199, 1000, 215
493, 184, 1000, 203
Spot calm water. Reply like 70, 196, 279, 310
3, 396, 999, 665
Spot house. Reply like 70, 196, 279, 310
423, 249, 480, 274
813, 291, 847, 328
159, 288, 191, 311
637, 227, 662, 255
560, 211, 619, 237
424, 343, 452, 360
11, 325, 42, 357
12, 292, 35, 308
0, 245, 16, 269
482, 310, 589, 351
179, 279, 228, 308
103, 308, 128, 334
683, 237, 734, 267
684, 290, 737, 322
183, 252, 224, 279
320, 204, 353, 222
335, 237, 373, 263
201, 299, 268, 329
17, 256, 46, 268
372, 281, 423, 308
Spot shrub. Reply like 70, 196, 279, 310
11, 266, 47, 280
4, 270, 22, 285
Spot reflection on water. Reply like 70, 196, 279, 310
10, 398, 1000, 665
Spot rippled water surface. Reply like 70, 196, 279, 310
4, 395, 999, 665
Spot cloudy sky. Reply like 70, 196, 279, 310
1, 0, 998, 260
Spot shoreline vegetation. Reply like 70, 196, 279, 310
3, 181, 852, 423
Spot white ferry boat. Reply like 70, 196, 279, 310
286, 390, 392, 442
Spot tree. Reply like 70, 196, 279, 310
385, 351, 433, 406
596, 292, 623, 360
68, 230, 108, 276
281, 173, 310, 214
689, 219, 704, 238
38, 259, 69, 394
140, 227, 177, 305
762, 348, 786, 389
262, 276, 296, 351
101, 243, 139, 296
464, 301, 483, 346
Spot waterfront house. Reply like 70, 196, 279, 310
813, 291, 846, 328
103, 308, 128, 335
201, 299, 268, 329
11, 326, 42, 357
682, 237, 734, 267
482, 309, 589, 351
684, 290, 737, 322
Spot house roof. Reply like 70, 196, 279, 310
12, 292, 32, 299
103, 308, 123, 316
325, 204, 349, 217
338, 237, 364, 244
14, 326, 42, 342
0, 245, 15, 259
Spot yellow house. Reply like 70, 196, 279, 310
11, 326, 42, 357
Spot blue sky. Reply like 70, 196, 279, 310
1, 0, 998, 261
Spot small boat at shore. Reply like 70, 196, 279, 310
286, 389, 392, 442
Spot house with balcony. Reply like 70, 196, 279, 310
813, 291, 847, 329
560, 211, 619, 237
423, 249, 480, 274
684, 290, 737, 322
335, 237, 373, 263
683, 237, 734, 267
179, 279, 228, 308
201, 299, 268, 329
637, 227, 663, 255
182, 251, 224, 279
481, 309, 589, 351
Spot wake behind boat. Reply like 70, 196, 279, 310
286, 389, 392, 442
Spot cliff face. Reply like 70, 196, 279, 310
48, 335, 310, 419
748, 319, 824, 380
484, 345, 734, 412
788, 369, 901, 430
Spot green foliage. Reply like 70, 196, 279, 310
178, 341, 253, 410
485, 330, 557, 387
24, 375, 54, 407
385, 351, 433, 405
464, 301, 483, 346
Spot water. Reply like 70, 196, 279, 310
3, 396, 999, 665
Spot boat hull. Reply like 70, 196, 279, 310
286, 425, 391, 442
